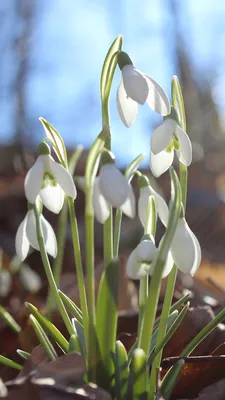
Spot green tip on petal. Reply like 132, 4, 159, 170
38, 142, 51, 156
137, 174, 149, 189
117, 51, 134, 70
141, 233, 154, 242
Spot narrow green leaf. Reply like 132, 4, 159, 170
100, 35, 123, 101
125, 153, 146, 180
58, 290, 83, 324
96, 257, 120, 390
16, 349, 30, 360
0, 355, 22, 370
148, 302, 190, 366
114, 341, 129, 400
180, 305, 225, 357
25, 302, 69, 353
0, 305, 21, 334
130, 349, 148, 400
68, 145, 84, 175
68, 334, 82, 354
154, 292, 190, 330
160, 359, 184, 400
39, 117, 68, 167
30, 315, 57, 360
72, 318, 86, 355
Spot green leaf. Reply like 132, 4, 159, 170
160, 359, 184, 400
114, 341, 129, 400
0, 305, 21, 334
153, 292, 190, 330
72, 318, 86, 355
68, 145, 84, 175
30, 315, 57, 360
39, 117, 68, 167
96, 257, 120, 390
58, 290, 83, 324
0, 355, 22, 370
16, 349, 30, 360
26, 302, 69, 353
148, 302, 189, 366
125, 153, 146, 181
100, 35, 123, 102
68, 334, 82, 354
130, 349, 148, 400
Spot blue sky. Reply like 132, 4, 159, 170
1, 0, 225, 166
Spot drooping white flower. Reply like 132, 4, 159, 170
24, 142, 76, 213
116, 51, 170, 127
138, 184, 169, 228
15, 209, 57, 261
170, 218, 201, 276
76, 169, 136, 224
126, 239, 158, 279
150, 118, 192, 177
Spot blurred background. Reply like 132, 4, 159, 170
1, 0, 225, 297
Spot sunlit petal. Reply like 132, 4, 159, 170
145, 75, 171, 115
24, 157, 44, 204
122, 65, 149, 104
176, 125, 192, 166
26, 210, 39, 251
15, 215, 30, 261
116, 79, 138, 127
136, 240, 157, 261
151, 119, 175, 155
99, 164, 129, 208
0, 271, 12, 297
40, 184, 64, 214
41, 215, 58, 258
148, 247, 174, 279
150, 187, 169, 227
171, 219, 201, 275
150, 149, 174, 177
126, 248, 149, 279
49, 157, 77, 199
120, 183, 136, 218
93, 177, 110, 224
20, 265, 42, 292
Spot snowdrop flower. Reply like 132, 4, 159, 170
76, 165, 135, 224
126, 238, 158, 279
116, 51, 171, 127
150, 112, 192, 177
25, 142, 76, 213
170, 218, 201, 276
15, 206, 57, 261
138, 174, 169, 227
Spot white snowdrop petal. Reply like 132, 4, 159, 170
126, 249, 149, 279
136, 240, 157, 261
120, 183, 136, 218
171, 219, 201, 275
41, 215, 58, 258
150, 149, 174, 177
116, 79, 138, 127
151, 119, 175, 155
40, 184, 64, 214
122, 65, 149, 104
0, 270, 12, 297
99, 164, 129, 208
20, 265, 42, 292
150, 188, 169, 227
75, 176, 85, 192
176, 125, 192, 166
148, 248, 174, 279
26, 210, 40, 251
49, 157, 77, 199
15, 215, 30, 261
93, 177, 110, 224
24, 157, 44, 204
145, 75, 171, 115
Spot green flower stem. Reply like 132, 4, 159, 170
138, 196, 157, 335
46, 201, 68, 316
33, 205, 74, 336
138, 169, 181, 362
148, 264, 177, 398
113, 210, 122, 257
67, 197, 89, 348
